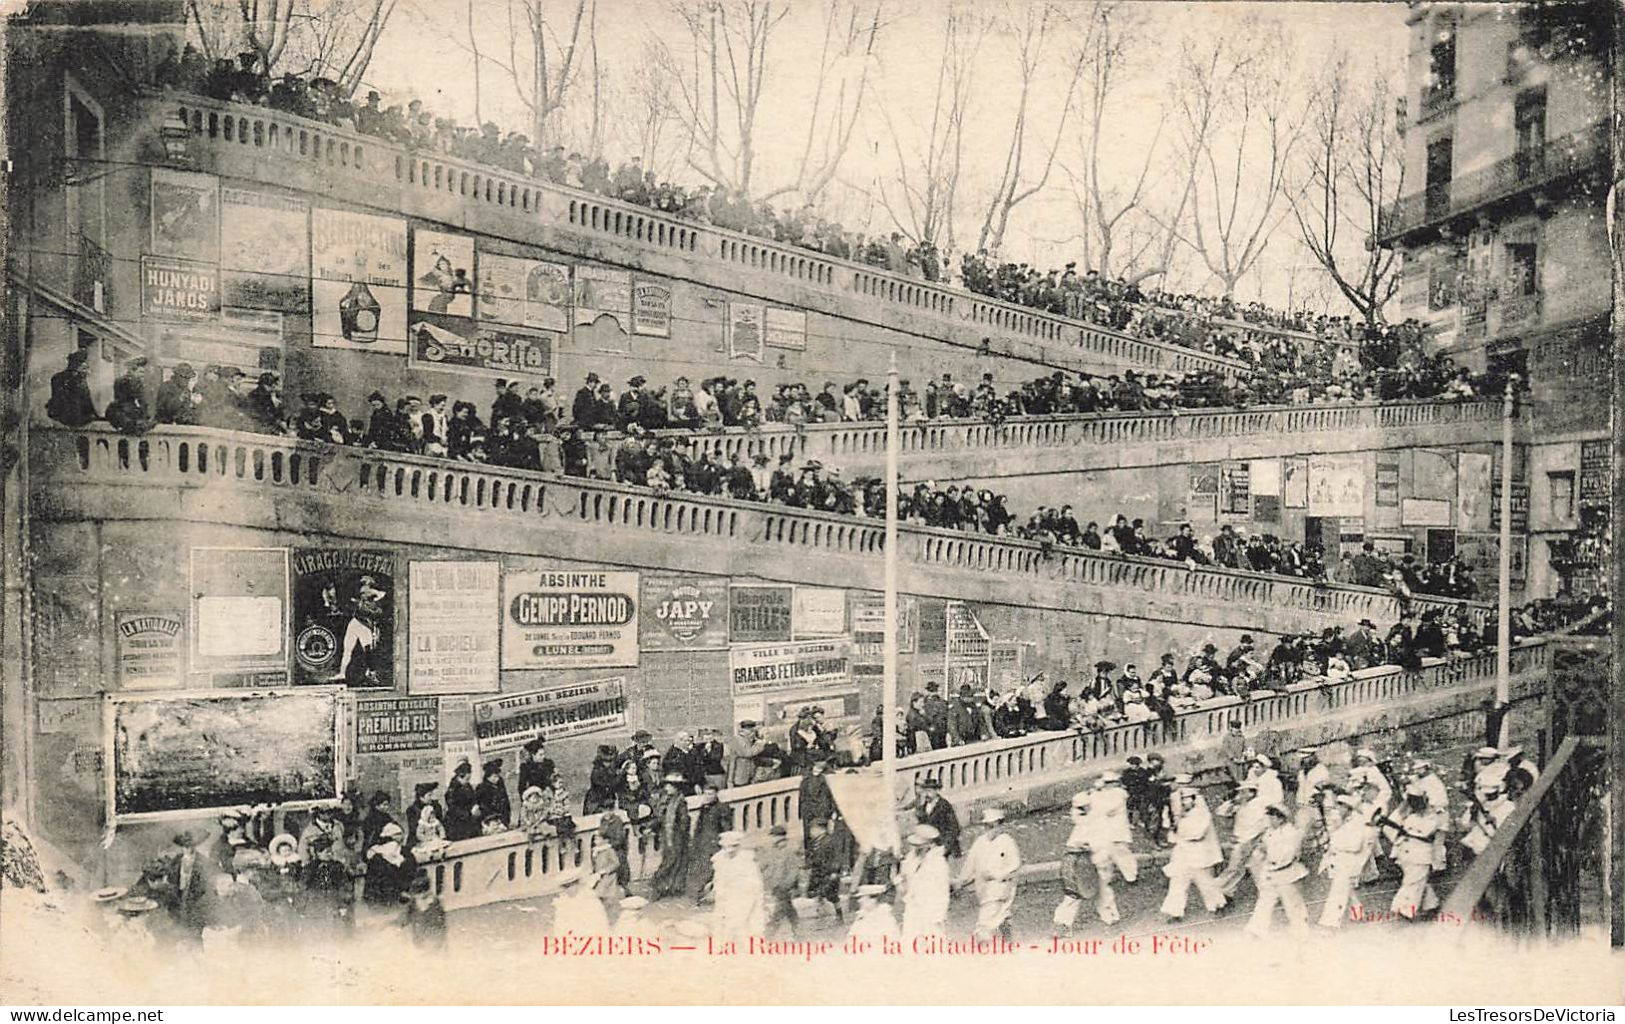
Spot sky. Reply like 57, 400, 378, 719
350, 0, 1415, 313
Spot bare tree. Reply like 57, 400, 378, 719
1062, 1, 1187, 283
876, 4, 983, 251
974, 2, 1087, 254
1289, 55, 1406, 323
1170, 24, 1307, 298
466, 0, 482, 123
474, 0, 592, 148
657, 0, 789, 196
185, 0, 397, 96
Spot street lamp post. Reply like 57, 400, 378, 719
882, 353, 900, 810
1494, 375, 1516, 744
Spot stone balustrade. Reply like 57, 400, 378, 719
164, 95, 1249, 378
678, 399, 1503, 478
38, 425, 1482, 638
411, 641, 1548, 911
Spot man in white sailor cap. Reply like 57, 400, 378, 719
710, 830, 765, 941
1350, 747, 1392, 812
1245, 804, 1309, 938
1319, 792, 1378, 928
613, 894, 651, 937
1383, 784, 1441, 920
900, 824, 950, 939
1217, 777, 1267, 899
956, 806, 1022, 940
848, 883, 900, 942
1054, 788, 1100, 934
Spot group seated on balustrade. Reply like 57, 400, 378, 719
48, 348, 1499, 598
152, 44, 1477, 381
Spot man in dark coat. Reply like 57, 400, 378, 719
948, 685, 985, 745
1344, 618, 1380, 670
155, 363, 201, 425
798, 759, 837, 848
47, 348, 99, 426
106, 358, 152, 434
921, 682, 949, 750
572, 372, 603, 427
914, 777, 961, 858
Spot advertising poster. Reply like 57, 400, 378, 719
500, 569, 639, 669
477, 252, 570, 331
1218, 461, 1251, 521
115, 612, 184, 690
729, 583, 794, 643
1457, 532, 1528, 587
220, 187, 309, 311
291, 548, 395, 688
410, 320, 556, 381
728, 302, 765, 361
310, 207, 408, 354
730, 640, 852, 726
140, 256, 220, 323
573, 265, 633, 333
1457, 452, 1493, 531
1249, 458, 1282, 498
412, 228, 475, 318
472, 677, 628, 752
638, 572, 729, 651
1308, 454, 1365, 517
355, 696, 439, 754
108, 689, 342, 819
793, 586, 847, 637
1491, 479, 1530, 533
191, 547, 288, 671
850, 593, 917, 663
944, 601, 991, 694
408, 561, 500, 695
152, 307, 284, 378
989, 641, 1033, 693
632, 279, 674, 337
1283, 457, 1310, 509
150, 167, 219, 262
764, 307, 808, 350
1401, 498, 1453, 528
1579, 440, 1610, 511
1374, 452, 1402, 508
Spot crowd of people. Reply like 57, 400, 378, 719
47, 349, 1502, 598
152, 45, 1481, 385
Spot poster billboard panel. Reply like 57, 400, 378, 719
355, 696, 439, 754
477, 252, 570, 331
408, 561, 500, 694
1308, 454, 1365, 517
639, 573, 729, 651
220, 187, 308, 311
310, 207, 408, 354
291, 548, 395, 688
501, 569, 639, 669
729, 583, 793, 643
116, 612, 184, 690
411, 228, 475, 318
140, 256, 219, 323
632, 279, 673, 337
150, 167, 219, 262
793, 586, 847, 637
573, 266, 632, 333
765, 307, 808, 350
409, 320, 556, 381
190, 547, 288, 671
728, 302, 765, 361
472, 677, 628, 751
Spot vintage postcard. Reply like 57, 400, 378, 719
0, 0, 1620, 1007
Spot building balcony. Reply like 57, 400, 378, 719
151, 94, 1262, 378
1378, 121, 1610, 246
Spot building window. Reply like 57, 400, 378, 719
64, 78, 105, 246
1425, 136, 1453, 219
1425, 16, 1457, 108
1548, 471, 1575, 523
1505, 242, 1539, 297
1514, 89, 1547, 179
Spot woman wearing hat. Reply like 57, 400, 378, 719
474, 759, 512, 832
648, 771, 693, 899
362, 822, 416, 911
445, 759, 480, 841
